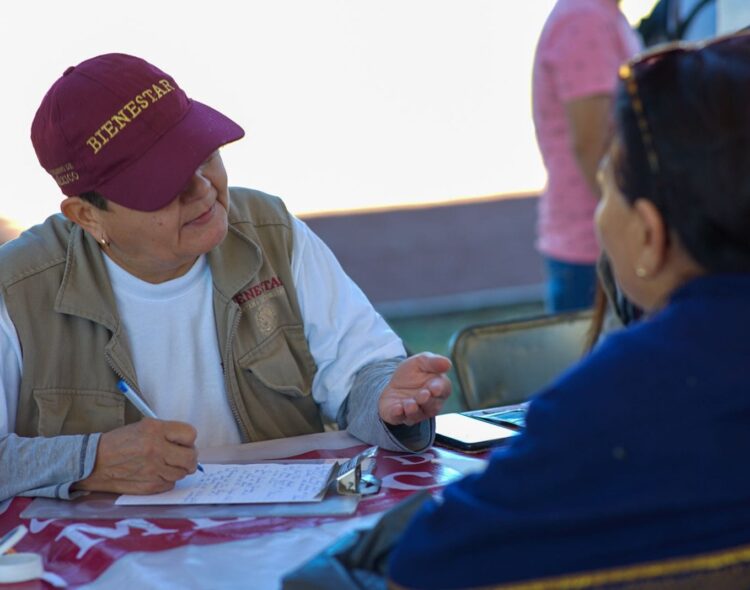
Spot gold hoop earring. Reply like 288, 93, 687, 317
99, 237, 110, 248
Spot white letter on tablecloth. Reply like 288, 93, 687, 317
56, 519, 179, 559
380, 471, 440, 491
380, 452, 435, 466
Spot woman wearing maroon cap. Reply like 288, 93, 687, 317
0, 54, 451, 500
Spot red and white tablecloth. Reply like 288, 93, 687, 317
0, 431, 486, 589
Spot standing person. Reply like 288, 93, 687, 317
0, 53, 452, 502
532, 0, 641, 312
390, 32, 750, 588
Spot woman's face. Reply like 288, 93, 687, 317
89, 151, 229, 283
595, 150, 650, 310
94, 151, 229, 283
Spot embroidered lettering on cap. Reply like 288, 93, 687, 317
85, 79, 176, 155
47, 162, 80, 187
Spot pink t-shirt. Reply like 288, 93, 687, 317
532, 0, 641, 263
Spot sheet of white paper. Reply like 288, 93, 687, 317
115, 463, 336, 506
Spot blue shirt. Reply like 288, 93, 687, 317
390, 274, 750, 589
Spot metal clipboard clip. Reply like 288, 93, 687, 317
335, 445, 380, 496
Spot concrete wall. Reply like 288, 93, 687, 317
302, 194, 544, 316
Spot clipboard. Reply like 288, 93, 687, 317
21, 447, 382, 520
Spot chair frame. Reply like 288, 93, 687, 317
449, 309, 594, 410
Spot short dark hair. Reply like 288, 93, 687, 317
79, 190, 109, 211
613, 33, 750, 273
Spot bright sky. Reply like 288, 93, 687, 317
1, 0, 656, 230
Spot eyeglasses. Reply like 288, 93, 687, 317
617, 31, 750, 186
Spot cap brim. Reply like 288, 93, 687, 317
98, 100, 245, 212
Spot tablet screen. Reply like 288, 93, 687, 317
436, 413, 520, 445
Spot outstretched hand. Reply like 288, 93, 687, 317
378, 352, 452, 426
74, 418, 200, 495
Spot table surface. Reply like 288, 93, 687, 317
0, 431, 487, 590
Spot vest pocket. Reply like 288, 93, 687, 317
237, 325, 316, 398
33, 389, 126, 436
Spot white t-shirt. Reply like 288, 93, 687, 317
0, 216, 405, 448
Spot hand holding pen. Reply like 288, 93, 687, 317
72, 381, 203, 495
117, 380, 205, 473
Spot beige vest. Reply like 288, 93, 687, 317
1, 188, 322, 442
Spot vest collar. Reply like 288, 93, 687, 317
207, 222, 263, 302
55, 224, 119, 331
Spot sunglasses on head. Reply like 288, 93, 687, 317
618, 31, 750, 182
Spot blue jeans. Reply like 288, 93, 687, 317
544, 257, 596, 313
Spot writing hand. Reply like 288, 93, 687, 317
74, 418, 199, 495
378, 352, 452, 426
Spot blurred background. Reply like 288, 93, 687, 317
2, 1, 661, 230
3, 0, 746, 411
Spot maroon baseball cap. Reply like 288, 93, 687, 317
31, 53, 245, 212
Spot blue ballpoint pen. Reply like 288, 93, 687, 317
117, 379, 205, 473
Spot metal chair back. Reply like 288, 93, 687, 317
450, 310, 593, 410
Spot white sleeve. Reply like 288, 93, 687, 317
291, 216, 406, 421
0, 294, 22, 435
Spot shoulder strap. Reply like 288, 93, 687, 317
637, 0, 671, 46
676, 0, 713, 40
638, 0, 714, 46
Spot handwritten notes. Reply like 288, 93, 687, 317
115, 462, 336, 506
